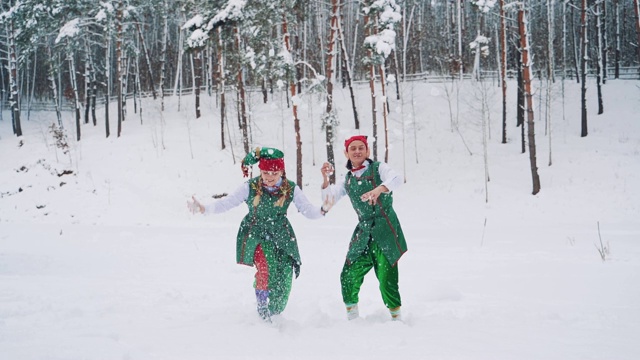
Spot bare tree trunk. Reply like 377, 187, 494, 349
457, 0, 464, 80
596, 1, 604, 115
570, 5, 580, 82
336, 6, 360, 129
67, 52, 82, 141
116, 0, 124, 137
46, 45, 63, 129
614, 0, 620, 78
134, 53, 143, 124
518, 8, 541, 195
547, 0, 556, 83
499, 0, 507, 144
563, 0, 567, 81
84, 41, 91, 125
174, 11, 185, 110
235, 27, 250, 155
217, 27, 226, 150
193, 50, 202, 118
379, 63, 390, 162
365, 13, 378, 160
27, 52, 36, 122
134, 20, 157, 99
602, 0, 608, 83
160, 0, 169, 110
580, 0, 588, 137
105, 29, 111, 138
8, 17, 22, 137
634, 0, 640, 65
282, 15, 303, 188
324, 0, 340, 185
85, 40, 97, 126
517, 51, 525, 154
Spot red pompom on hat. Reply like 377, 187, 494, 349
344, 135, 368, 151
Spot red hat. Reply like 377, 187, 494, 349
258, 157, 285, 172
344, 135, 368, 151
241, 147, 285, 177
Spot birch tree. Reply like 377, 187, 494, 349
323, 0, 340, 185
470, 1, 493, 81
634, 0, 640, 65
580, 0, 588, 137
0, 0, 23, 137
336, 6, 359, 130
499, 0, 507, 144
115, 0, 125, 137
595, 0, 604, 115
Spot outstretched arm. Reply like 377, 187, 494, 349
293, 186, 325, 219
187, 182, 249, 215
187, 196, 206, 214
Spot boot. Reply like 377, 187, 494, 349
346, 303, 359, 320
255, 289, 271, 322
389, 306, 401, 321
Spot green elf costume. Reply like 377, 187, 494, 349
321, 135, 407, 321
191, 147, 326, 321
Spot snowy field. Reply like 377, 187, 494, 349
1, 78, 639, 360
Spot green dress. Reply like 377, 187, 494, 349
235, 177, 301, 277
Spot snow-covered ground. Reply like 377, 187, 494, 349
1, 78, 639, 360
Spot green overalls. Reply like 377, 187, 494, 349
340, 162, 408, 309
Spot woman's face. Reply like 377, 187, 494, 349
345, 140, 369, 166
260, 170, 283, 187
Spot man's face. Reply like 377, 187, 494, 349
345, 141, 369, 165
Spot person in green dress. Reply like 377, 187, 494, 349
320, 135, 408, 321
189, 147, 327, 321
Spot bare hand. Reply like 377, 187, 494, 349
322, 194, 335, 213
360, 188, 382, 205
321, 162, 334, 178
187, 196, 204, 214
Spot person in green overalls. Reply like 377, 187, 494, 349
188, 147, 327, 321
320, 135, 408, 321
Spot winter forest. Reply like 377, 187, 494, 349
2, 1, 640, 359
2, 0, 640, 192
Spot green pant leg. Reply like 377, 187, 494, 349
370, 242, 401, 309
262, 242, 293, 315
340, 248, 375, 305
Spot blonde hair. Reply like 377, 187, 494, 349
252, 175, 291, 208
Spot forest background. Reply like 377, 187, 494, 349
1, 0, 640, 191
2, 1, 640, 359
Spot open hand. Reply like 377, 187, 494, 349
187, 196, 204, 214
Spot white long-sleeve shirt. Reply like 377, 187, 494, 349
204, 181, 324, 219
321, 161, 403, 205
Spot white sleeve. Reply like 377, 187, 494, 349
378, 163, 403, 192
203, 182, 249, 214
293, 186, 324, 219
321, 178, 348, 205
